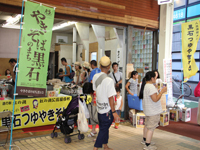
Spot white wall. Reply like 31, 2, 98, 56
0, 28, 73, 57
105, 39, 118, 64
89, 27, 97, 43
50, 32, 73, 52
76, 27, 119, 66
58, 45, 73, 70
0, 28, 19, 58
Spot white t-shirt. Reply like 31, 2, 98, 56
142, 84, 163, 116
93, 72, 116, 114
115, 96, 122, 110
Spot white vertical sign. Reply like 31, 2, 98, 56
163, 59, 174, 106
116, 48, 121, 66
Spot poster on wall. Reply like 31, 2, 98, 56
163, 59, 174, 106
17, 1, 55, 97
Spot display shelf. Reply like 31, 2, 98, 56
132, 30, 153, 79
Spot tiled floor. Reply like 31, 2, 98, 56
1, 124, 200, 150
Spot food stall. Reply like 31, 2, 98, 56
0, 77, 91, 130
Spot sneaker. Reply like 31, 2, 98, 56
143, 145, 157, 150
141, 140, 156, 145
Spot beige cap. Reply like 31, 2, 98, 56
82, 62, 90, 69
99, 56, 111, 67
75, 62, 81, 66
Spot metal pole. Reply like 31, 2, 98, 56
121, 27, 127, 118
180, 23, 184, 104
9, 1, 25, 149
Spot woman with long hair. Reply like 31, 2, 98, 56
139, 71, 167, 150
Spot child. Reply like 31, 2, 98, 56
139, 71, 167, 150
114, 87, 123, 129
125, 71, 138, 95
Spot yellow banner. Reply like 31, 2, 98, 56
0, 96, 72, 129
182, 20, 200, 82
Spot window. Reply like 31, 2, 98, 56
187, 4, 200, 18
174, 0, 186, 8
91, 52, 97, 61
189, 0, 200, 4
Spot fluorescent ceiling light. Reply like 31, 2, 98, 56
2, 14, 22, 29
2, 25, 21, 29
52, 21, 77, 31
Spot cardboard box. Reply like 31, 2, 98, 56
160, 112, 169, 126
160, 93, 167, 112
55, 43, 60, 51
47, 79, 61, 85
170, 109, 179, 122
126, 64, 134, 79
135, 113, 145, 128
182, 107, 191, 122
47, 91, 56, 97
0, 76, 8, 80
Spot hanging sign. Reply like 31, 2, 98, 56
158, 0, 172, 5
163, 59, 173, 105
181, 20, 200, 82
0, 96, 72, 129
17, 1, 55, 96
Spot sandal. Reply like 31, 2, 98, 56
87, 132, 95, 137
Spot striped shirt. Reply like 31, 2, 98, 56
142, 84, 162, 116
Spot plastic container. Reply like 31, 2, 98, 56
54, 87, 61, 94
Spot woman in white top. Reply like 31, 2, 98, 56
139, 71, 167, 150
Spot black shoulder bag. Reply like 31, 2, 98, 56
112, 72, 122, 89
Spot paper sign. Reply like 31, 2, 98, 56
163, 59, 173, 105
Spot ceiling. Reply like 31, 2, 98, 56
0, 11, 74, 34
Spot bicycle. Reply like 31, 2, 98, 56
172, 75, 192, 97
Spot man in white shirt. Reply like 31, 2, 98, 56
109, 62, 122, 88
93, 56, 120, 150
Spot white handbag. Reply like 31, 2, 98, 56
78, 100, 89, 133
82, 100, 90, 119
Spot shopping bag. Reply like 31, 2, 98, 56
78, 100, 89, 133
194, 81, 200, 97
83, 100, 90, 119
79, 100, 90, 119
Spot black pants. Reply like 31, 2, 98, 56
94, 110, 113, 148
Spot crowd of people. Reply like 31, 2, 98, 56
57, 57, 166, 150
5, 57, 166, 150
